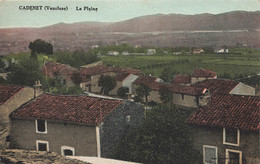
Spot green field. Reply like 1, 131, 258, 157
101, 48, 260, 77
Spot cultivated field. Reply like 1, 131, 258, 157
101, 48, 260, 77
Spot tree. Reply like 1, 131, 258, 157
0, 58, 5, 72
160, 67, 172, 83
136, 84, 151, 103
159, 86, 172, 104
98, 75, 116, 95
117, 86, 129, 99
113, 105, 200, 164
6, 58, 43, 86
29, 39, 53, 59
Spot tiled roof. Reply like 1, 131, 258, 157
79, 65, 110, 76
115, 73, 130, 81
133, 76, 158, 85
11, 93, 123, 125
170, 85, 205, 96
138, 81, 205, 96
193, 79, 239, 94
43, 62, 76, 78
79, 66, 141, 77
0, 84, 24, 106
192, 68, 217, 78
187, 94, 260, 132
173, 75, 191, 84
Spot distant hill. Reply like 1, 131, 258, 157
38, 11, 260, 33
0, 11, 259, 55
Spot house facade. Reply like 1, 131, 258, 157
187, 94, 260, 164
10, 93, 144, 157
0, 84, 37, 149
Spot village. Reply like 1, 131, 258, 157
0, 39, 259, 164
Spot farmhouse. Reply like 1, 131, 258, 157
146, 49, 156, 55
0, 84, 39, 149
187, 94, 260, 164
79, 65, 140, 96
10, 93, 144, 157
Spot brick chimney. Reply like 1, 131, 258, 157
34, 80, 43, 98
198, 88, 211, 107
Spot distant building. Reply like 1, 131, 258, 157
43, 62, 77, 87
10, 93, 144, 157
91, 45, 99, 49
107, 51, 119, 56
122, 51, 130, 55
214, 48, 229, 54
193, 49, 205, 54
146, 49, 156, 55
191, 68, 217, 84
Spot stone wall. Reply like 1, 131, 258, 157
0, 87, 34, 149
99, 101, 144, 158
230, 82, 255, 96
172, 93, 198, 108
10, 119, 98, 156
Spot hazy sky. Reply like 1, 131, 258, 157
0, 0, 259, 28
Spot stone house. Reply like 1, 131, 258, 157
43, 61, 77, 87
10, 93, 144, 157
79, 65, 140, 96
0, 84, 38, 149
191, 68, 217, 84
187, 94, 260, 164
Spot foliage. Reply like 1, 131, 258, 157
135, 84, 151, 103
28, 39, 53, 59
159, 86, 172, 104
117, 86, 129, 99
6, 58, 43, 86
159, 67, 172, 82
113, 105, 200, 164
0, 58, 5, 71
98, 75, 116, 95
55, 50, 100, 68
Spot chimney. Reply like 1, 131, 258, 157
34, 80, 43, 98
198, 88, 211, 107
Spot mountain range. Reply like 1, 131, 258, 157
0, 11, 259, 55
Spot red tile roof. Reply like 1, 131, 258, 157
79, 65, 110, 76
170, 85, 205, 96
133, 76, 158, 86
193, 79, 239, 94
115, 73, 130, 81
192, 68, 217, 78
173, 75, 191, 84
43, 62, 76, 79
11, 93, 123, 125
187, 94, 260, 132
0, 84, 24, 106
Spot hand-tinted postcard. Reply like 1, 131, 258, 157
0, 0, 259, 163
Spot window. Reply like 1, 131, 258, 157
181, 94, 184, 100
35, 119, 47, 134
36, 140, 49, 151
223, 128, 240, 146
203, 145, 218, 164
225, 149, 242, 164
61, 146, 75, 156
126, 115, 131, 124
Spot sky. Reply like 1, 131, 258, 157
0, 0, 259, 28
